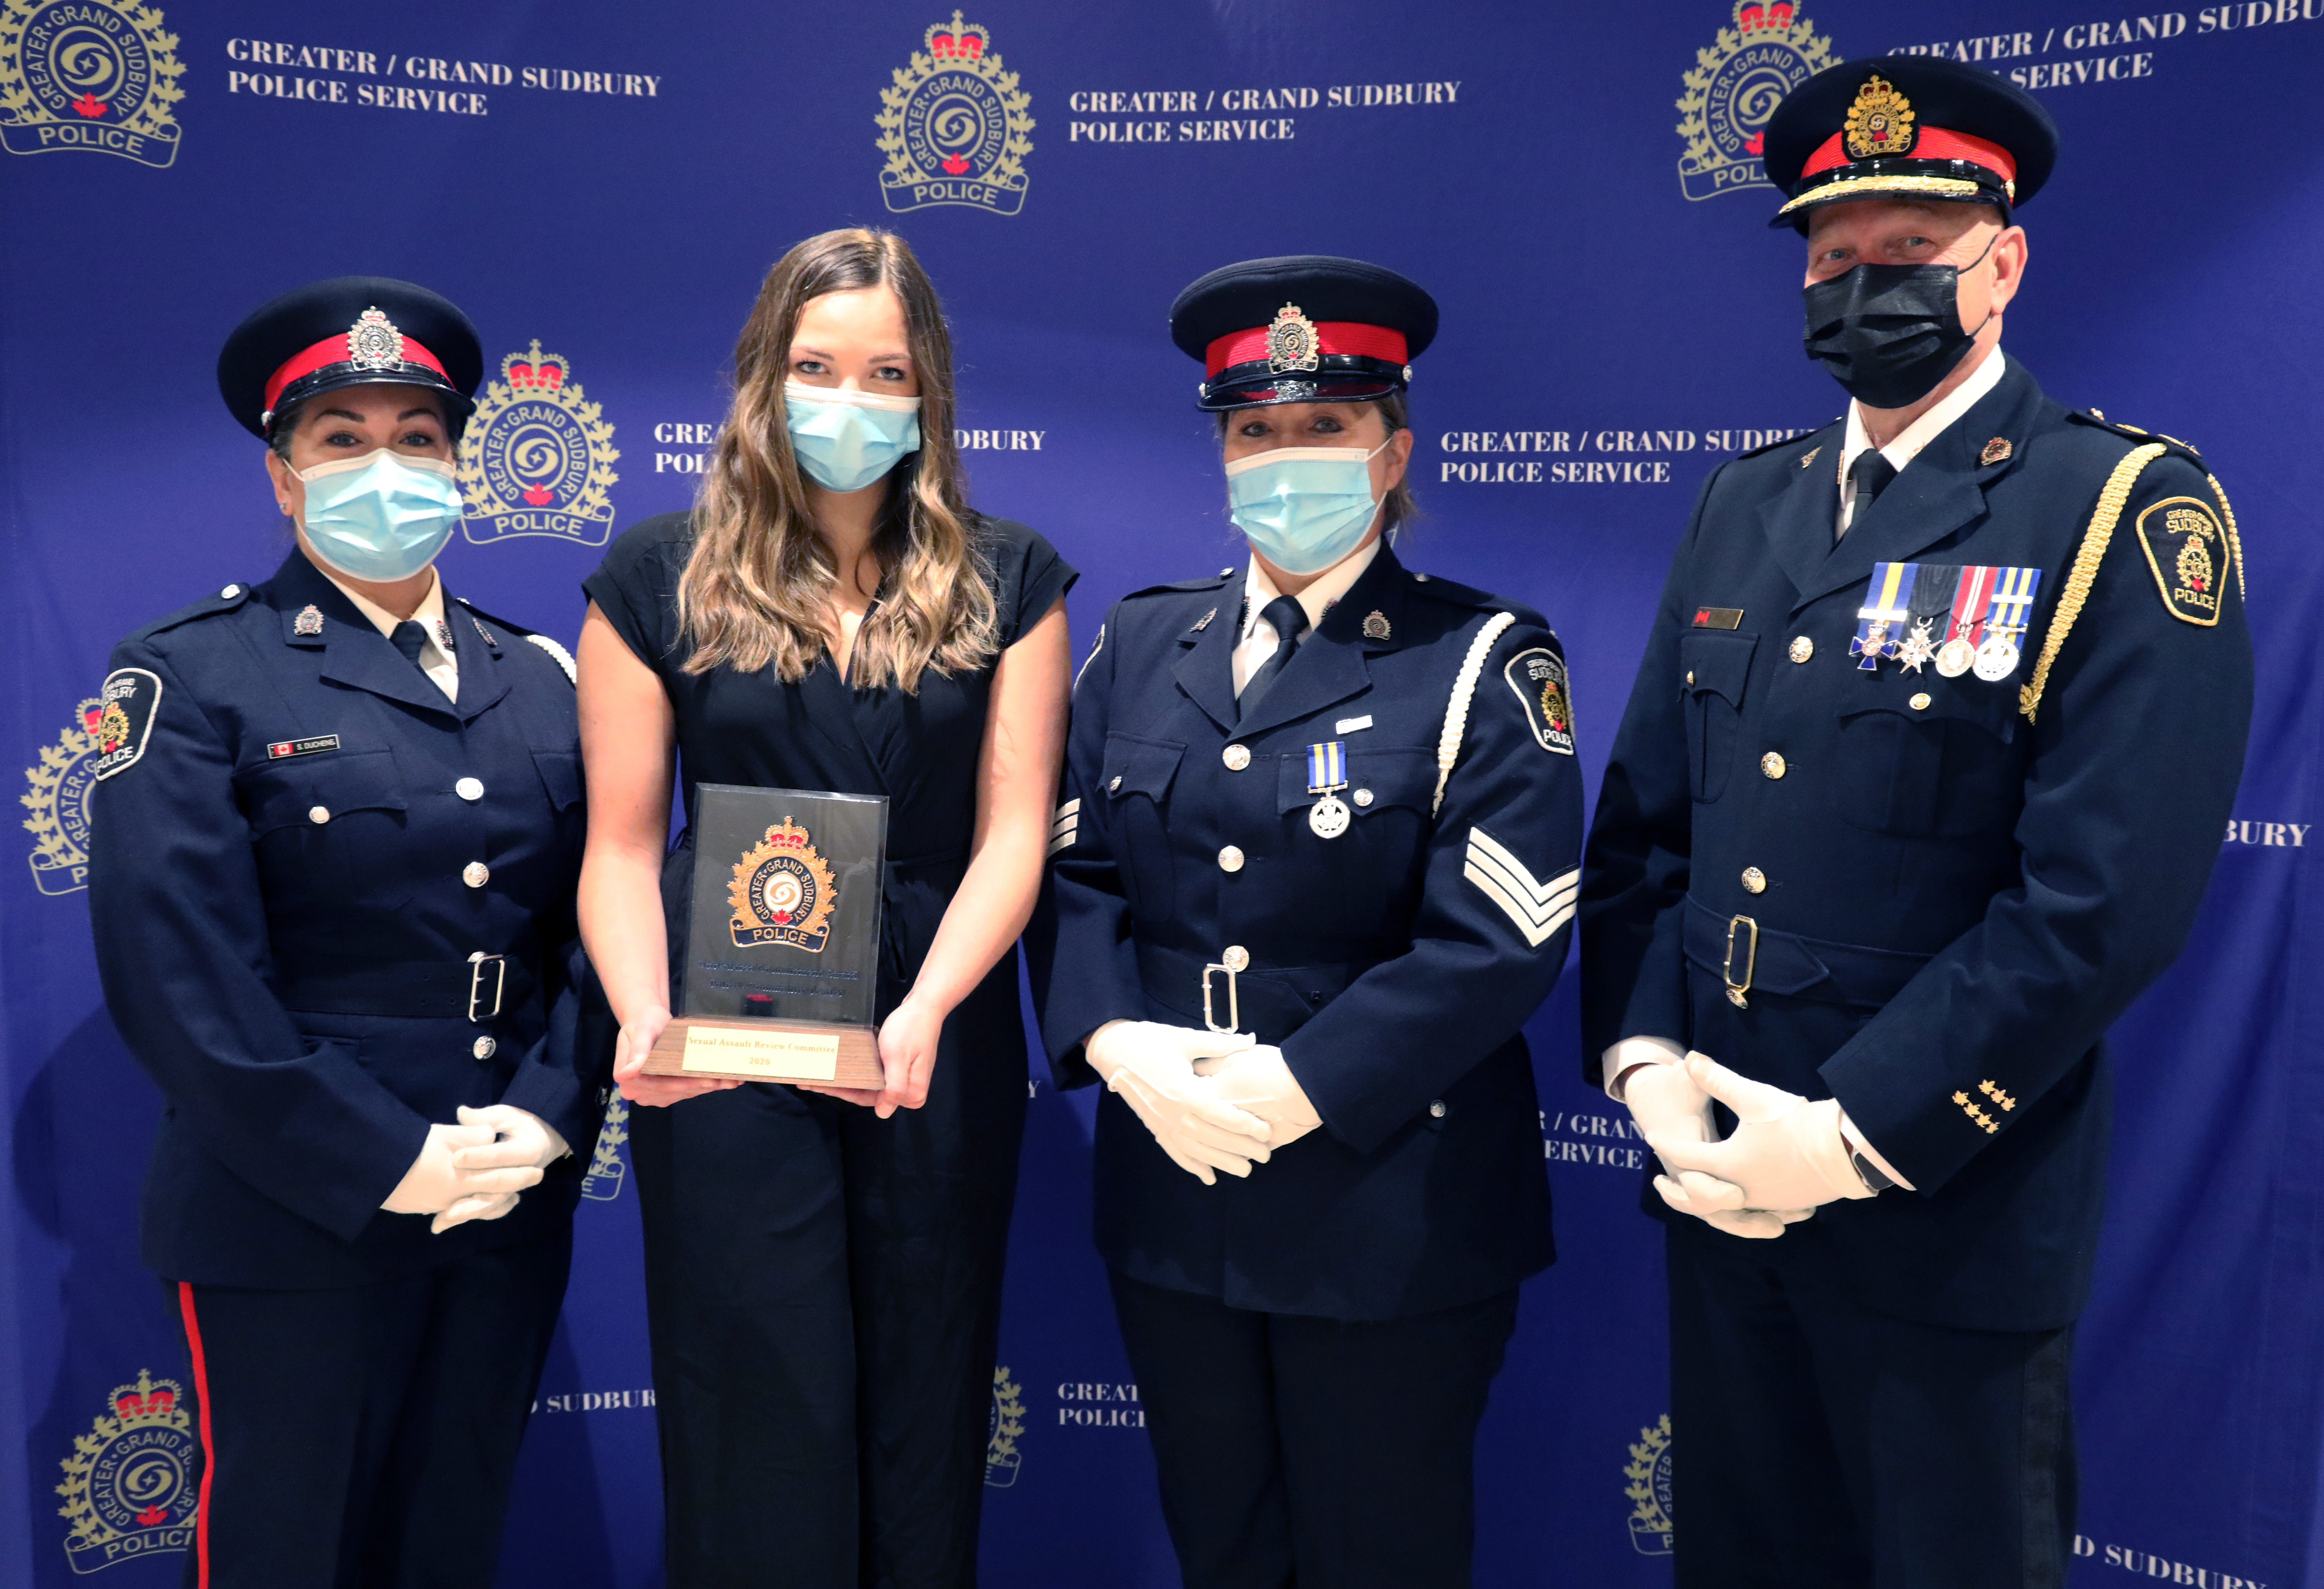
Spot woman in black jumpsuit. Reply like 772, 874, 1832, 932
576, 229, 1072, 1587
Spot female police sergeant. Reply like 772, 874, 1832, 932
1032, 256, 1582, 1589
87, 277, 606, 1588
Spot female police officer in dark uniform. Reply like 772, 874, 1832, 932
87, 277, 606, 1588
1032, 256, 1583, 1589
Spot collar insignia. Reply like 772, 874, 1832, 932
433, 618, 457, 652
293, 604, 324, 636
1266, 303, 1320, 375
1843, 74, 1915, 160
1361, 610, 1392, 640
1799, 446, 1822, 469
347, 307, 405, 371
1190, 607, 1217, 633
1979, 436, 2013, 466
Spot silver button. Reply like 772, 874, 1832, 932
1910, 693, 1932, 711
308, 805, 330, 825
462, 862, 490, 888
1219, 567, 1235, 577
1761, 752, 1787, 780
1428, 1099, 1447, 1119
1222, 945, 1250, 971
1222, 744, 1251, 771
472, 1036, 497, 1061
455, 777, 485, 801
1353, 788, 1373, 807
1742, 867, 1767, 894
1790, 636, 1814, 664
1108, 775, 1122, 793
1217, 845, 1245, 873
1413, 572, 1431, 582
220, 584, 241, 600
1686, 670, 1696, 685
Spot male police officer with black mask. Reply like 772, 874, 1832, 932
1581, 57, 2253, 1586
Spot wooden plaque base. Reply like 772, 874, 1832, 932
641, 1016, 883, 1086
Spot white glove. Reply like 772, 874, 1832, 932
381, 1122, 546, 1224
1648, 1054, 1871, 1216
425, 1105, 572, 1234
1622, 1054, 1810, 1240
1192, 1045, 1322, 1150
1087, 1020, 1272, 1185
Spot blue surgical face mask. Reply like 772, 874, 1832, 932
1224, 438, 1391, 576
293, 448, 464, 583
784, 382, 923, 493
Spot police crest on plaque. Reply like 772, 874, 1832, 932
729, 818, 839, 952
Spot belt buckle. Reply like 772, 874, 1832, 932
467, 952, 506, 1023
1723, 916, 1758, 1009
1200, 963, 1240, 1035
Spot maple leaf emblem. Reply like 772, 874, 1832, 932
941, 152, 969, 175
70, 91, 108, 119
521, 482, 555, 506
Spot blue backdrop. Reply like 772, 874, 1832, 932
4, 2, 2320, 1584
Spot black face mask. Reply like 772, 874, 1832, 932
1801, 233, 1997, 410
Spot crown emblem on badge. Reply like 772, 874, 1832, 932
346, 307, 406, 371
1735, 1, 1797, 31
927, 11, 990, 60
1267, 304, 1320, 375
1844, 74, 1916, 160
504, 346, 570, 391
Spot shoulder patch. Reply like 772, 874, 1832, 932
524, 632, 578, 683
2070, 410, 2206, 468
90, 668, 162, 780
2132, 496, 2230, 626
1503, 646, 1576, 755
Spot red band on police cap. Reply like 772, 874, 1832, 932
1205, 321, 1409, 380
262, 331, 450, 419
1801, 125, 2017, 183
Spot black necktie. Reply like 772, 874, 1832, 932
389, 620, 431, 671
1849, 449, 1898, 511
1238, 596, 1309, 720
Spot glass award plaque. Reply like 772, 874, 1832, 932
642, 784, 888, 1087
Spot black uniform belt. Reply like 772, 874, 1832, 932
1134, 940, 1393, 1040
1681, 896, 1932, 1009
275, 954, 543, 1022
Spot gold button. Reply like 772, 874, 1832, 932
1910, 693, 1932, 711
1790, 636, 1814, 664
1222, 945, 1250, 971
1761, 752, 1787, 780
1686, 670, 1695, 685
1742, 867, 1767, 894
1353, 788, 1373, 807
308, 805, 331, 825
1222, 744, 1251, 771
463, 862, 490, 888
1217, 846, 1245, 874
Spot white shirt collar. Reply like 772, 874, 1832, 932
316, 563, 460, 700
1239, 532, 1384, 644
1836, 346, 2008, 537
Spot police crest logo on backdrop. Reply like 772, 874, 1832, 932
876, 11, 1033, 216
21, 696, 103, 896
1624, 1415, 1675, 1556
55, 1370, 198, 1573
580, 1093, 629, 1202
458, 341, 622, 547
0, 0, 183, 167
985, 1366, 1025, 1488
1673, 0, 1834, 201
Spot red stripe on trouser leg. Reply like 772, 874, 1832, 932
177, 1281, 214, 1589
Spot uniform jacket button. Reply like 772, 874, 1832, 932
220, 584, 241, 600
1742, 867, 1767, 894
1910, 693, 1932, 711
1222, 945, 1250, 970
308, 805, 331, 824
472, 1036, 497, 1061
1790, 636, 1814, 663
1109, 775, 1123, 792
1218, 846, 1245, 873
1353, 788, 1373, 807
463, 862, 491, 888
1761, 752, 1787, 780
1427, 1099, 1447, 1119
1686, 670, 1695, 685
455, 776, 485, 801
1222, 744, 1251, 771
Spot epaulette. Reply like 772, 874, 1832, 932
2069, 409, 2206, 467
1735, 420, 1841, 462
452, 596, 577, 683
1122, 567, 1236, 601
125, 581, 255, 643
1401, 568, 1500, 609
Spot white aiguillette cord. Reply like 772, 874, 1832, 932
1433, 611, 1516, 817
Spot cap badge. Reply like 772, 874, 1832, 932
293, 605, 325, 636
1843, 74, 1915, 160
1980, 437, 2013, 466
346, 307, 406, 372
1361, 610, 1391, 640
1266, 303, 1320, 375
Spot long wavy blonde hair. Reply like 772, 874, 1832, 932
676, 228, 995, 690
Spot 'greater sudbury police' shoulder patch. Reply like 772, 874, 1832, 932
90, 669, 162, 780
1504, 647, 1575, 755
2132, 496, 2229, 626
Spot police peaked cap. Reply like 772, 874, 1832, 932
217, 276, 483, 439
1762, 55, 2058, 228
1170, 255, 1438, 411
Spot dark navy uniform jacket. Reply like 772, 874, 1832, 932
89, 550, 605, 1289
1580, 358, 2253, 1331
1031, 542, 1581, 1321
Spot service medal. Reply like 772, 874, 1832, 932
1308, 795, 1351, 838
1971, 636, 2020, 681
1896, 619, 1938, 674
1305, 739, 1350, 840
1935, 637, 1976, 677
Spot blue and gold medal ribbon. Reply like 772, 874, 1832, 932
1985, 565, 2042, 637
1851, 560, 1913, 671
1306, 740, 1346, 794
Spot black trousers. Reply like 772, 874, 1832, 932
170, 1228, 570, 1589
631, 1065, 1025, 1589
1667, 1222, 2076, 1589
1108, 1272, 1520, 1589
